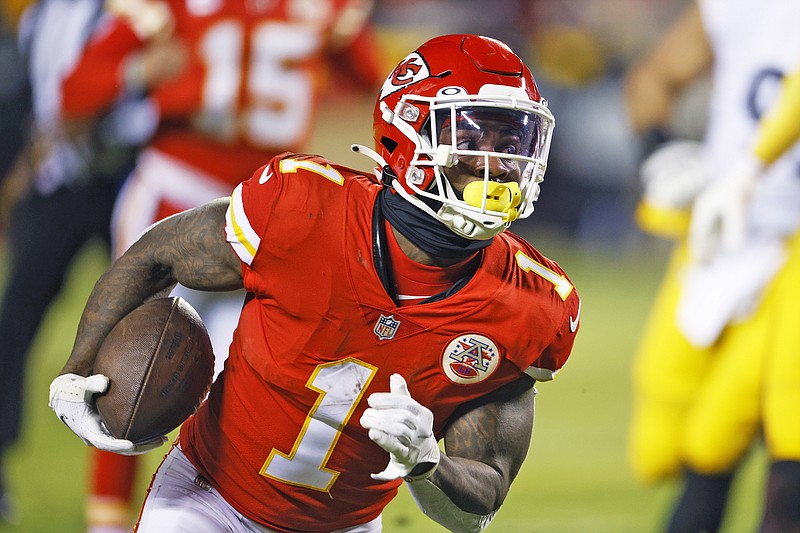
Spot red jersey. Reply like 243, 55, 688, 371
61, 0, 381, 188
179, 154, 581, 531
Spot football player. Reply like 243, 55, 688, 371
49, 34, 581, 532
625, 1, 800, 532
58, 0, 383, 530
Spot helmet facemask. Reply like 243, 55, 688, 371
386, 84, 555, 240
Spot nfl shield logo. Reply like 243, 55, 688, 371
373, 314, 400, 340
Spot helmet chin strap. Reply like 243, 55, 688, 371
393, 178, 508, 240
351, 144, 510, 240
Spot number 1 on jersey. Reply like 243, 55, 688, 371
515, 251, 573, 300
260, 359, 377, 492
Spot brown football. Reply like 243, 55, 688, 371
94, 297, 214, 444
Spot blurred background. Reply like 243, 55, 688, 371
0, 0, 767, 531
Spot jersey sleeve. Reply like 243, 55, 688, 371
753, 65, 800, 164
524, 257, 581, 381
224, 159, 282, 267
524, 271, 581, 382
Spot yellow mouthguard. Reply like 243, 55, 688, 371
463, 181, 522, 222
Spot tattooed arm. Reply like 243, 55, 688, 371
48, 199, 241, 453
407, 376, 537, 531
60, 198, 242, 377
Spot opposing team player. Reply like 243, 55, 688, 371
50, 34, 580, 532
626, 1, 800, 531
58, 0, 383, 530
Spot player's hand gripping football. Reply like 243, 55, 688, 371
360, 374, 440, 482
689, 153, 764, 263
48, 373, 166, 455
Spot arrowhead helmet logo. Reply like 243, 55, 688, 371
379, 52, 431, 100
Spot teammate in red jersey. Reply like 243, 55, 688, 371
63, 0, 382, 251
49, 34, 580, 532
59, 0, 383, 529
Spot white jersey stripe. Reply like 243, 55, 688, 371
225, 184, 261, 265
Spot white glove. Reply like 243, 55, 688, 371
639, 140, 707, 209
49, 373, 166, 455
360, 374, 441, 482
688, 153, 764, 263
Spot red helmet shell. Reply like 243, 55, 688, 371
374, 34, 544, 188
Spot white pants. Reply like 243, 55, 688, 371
137, 446, 383, 532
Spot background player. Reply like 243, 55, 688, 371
625, 1, 800, 531
0, 0, 158, 523
59, 0, 384, 530
49, 34, 580, 532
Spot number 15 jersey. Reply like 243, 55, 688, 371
179, 153, 581, 531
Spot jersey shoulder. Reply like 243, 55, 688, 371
267, 152, 380, 205
226, 152, 377, 266
497, 231, 576, 300
491, 231, 580, 380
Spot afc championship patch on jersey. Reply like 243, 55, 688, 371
442, 334, 500, 384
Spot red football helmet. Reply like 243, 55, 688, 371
357, 34, 555, 239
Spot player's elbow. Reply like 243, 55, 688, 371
457, 469, 509, 516
459, 499, 500, 518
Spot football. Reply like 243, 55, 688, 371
94, 296, 214, 444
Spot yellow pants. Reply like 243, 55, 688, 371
628, 232, 800, 483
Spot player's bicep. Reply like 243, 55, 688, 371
148, 198, 244, 291
443, 377, 536, 483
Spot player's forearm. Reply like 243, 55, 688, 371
62, 200, 242, 377
409, 378, 536, 530
61, 240, 179, 377
407, 468, 499, 533
426, 454, 509, 515
624, 64, 677, 134
62, 220, 209, 377
624, 2, 712, 134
